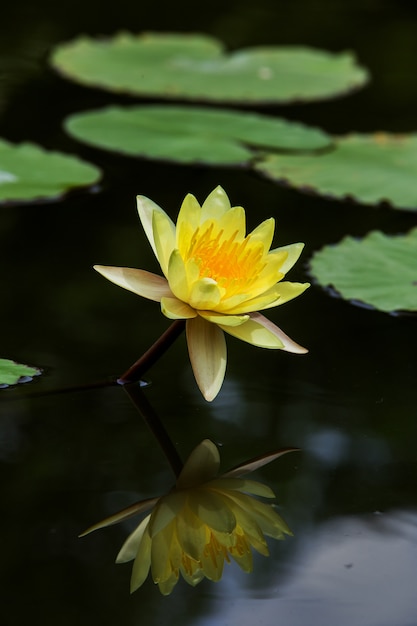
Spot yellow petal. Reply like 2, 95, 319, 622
186, 317, 227, 402
161, 296, 197, 320
137, 195, 174, 262
260, 281, 310, 309
151, 522, 174, 582
217, 205, 246, 239
270, 242, 305, 274
247, 217, 275, 251
167, 249, 190, 302
188, 278, 223, 310
93, 265, 172, 302
152, 209, 176, 277
201, 186, 231, 221
198, 311, 249, 326
177, 439, 220, 489
224, 281, 309, 315
223, 286, 282, 315
176, 193, 201, 253
220, 312, 308, 352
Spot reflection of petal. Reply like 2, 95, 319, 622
79, 496, 159, 536
93, 266, 171, 301
224, 447, 300, 478
177, 438, 220, 489
221, 312, 308, 353
116, 514, 152, 563
131, 524, 152, 592
209, 477, 276, 498
82, 440, 295, 595
186, 317, 227, 402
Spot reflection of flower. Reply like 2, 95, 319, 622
81, 440, 295, 595
95, 187, 309, 400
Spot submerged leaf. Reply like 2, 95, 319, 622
309, 227, 417, 313
51, 32, 369, 104
0, 358, 41, 388
64, 105, 331, 165
0, 139, 100, 205
256, 133, 417, 211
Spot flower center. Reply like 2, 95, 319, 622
185, 222, 265, 292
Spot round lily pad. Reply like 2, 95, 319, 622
309, 228, 417, 313
50, 32, 369, 104
255, 133, 417, 212
0, 358, 41, 388
64, 105, 331, 165
0, 139, 101, 205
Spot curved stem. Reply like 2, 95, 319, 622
123, 383, 183, 477
118, 320, 185, 385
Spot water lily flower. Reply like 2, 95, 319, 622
80, 439, 295, 595
94, 187, 309, 401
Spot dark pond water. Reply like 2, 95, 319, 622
1, 1, 417, 625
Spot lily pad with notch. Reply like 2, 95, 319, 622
0, 139, 101, 205
309, 227, 417, 314
50, 32, 369, 104
255, 133, 417, 212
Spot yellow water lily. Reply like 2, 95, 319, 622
94, 187, 309, 400
80, 440, 295, 595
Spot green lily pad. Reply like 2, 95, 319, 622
309, 228, 417, 313
0, 358, 41, 388
64, 105, 331, 165
0, 139, 101, 205
50, 32, 369, 104
255, 133, 417, 211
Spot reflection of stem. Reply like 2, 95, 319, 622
123, 383, 183, 477
118, 320, 185, 385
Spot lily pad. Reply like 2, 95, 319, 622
255, 133, 417, 211
50, 32, 369, 104
309, 228, 417, 313
0, 139, 101, 204
64, 105, 331, 165
0, 358, 41, 388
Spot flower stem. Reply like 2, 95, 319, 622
117, 320, 186, 385
123, 383, 183, 477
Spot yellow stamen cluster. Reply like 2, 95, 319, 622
185, 222, 265, 293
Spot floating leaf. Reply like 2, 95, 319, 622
309, 228, 417, 313
0, 358, 41, 388
50, 32, 369, 104
0, 139, 101, 204
64, 105, 331, 165
255, 133, 417, 211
